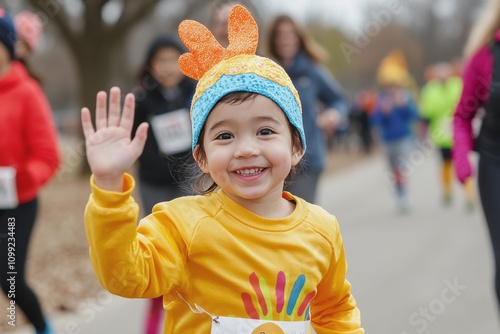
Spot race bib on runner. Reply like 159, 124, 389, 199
437, 117, 452, 140
0, 167, 18, 209
211, 316, 312, 334
150, 108, 192, 155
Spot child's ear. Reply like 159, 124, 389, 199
291, 146, 304, 167
193, 145, 209, 173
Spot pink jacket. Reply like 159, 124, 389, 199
453, 32, 500, 183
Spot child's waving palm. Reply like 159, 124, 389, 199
81, 87, 149, 191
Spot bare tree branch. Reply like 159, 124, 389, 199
111, 0, 160, 38
26, 0, 81, 56
98, 0, 108, 10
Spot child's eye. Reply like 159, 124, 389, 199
215, 132, 233, 140
258, 128, 275, 136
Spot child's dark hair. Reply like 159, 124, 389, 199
187, 91, 304, 195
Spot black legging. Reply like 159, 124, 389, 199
478, 157, 500, 310
0, 198, 46, 331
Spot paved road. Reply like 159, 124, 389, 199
8, 150, 500, 333
316, 150, 499, 334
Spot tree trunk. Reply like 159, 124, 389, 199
76, 36, 117, 174
20, 0, 222, 175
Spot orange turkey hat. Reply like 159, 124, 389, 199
177, 5, 305, 150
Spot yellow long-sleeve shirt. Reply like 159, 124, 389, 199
84, 174, 363, 333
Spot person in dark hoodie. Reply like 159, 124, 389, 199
0, 8, 59, 334
266, 14, 349, 204
133, 34, 196, 334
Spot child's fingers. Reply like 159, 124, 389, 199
108, 87, 122, 127
81, 107, 95, 139
130, 122, 149, 156
119, 93, 136, 133
95, 91, 108, 130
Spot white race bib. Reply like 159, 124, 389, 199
211, 316, 312, 334
150, 108, 192, 155
0, 167, 18, 209
437, 117, 453, 140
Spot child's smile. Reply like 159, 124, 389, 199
197, 94, 303, 213
235, 167, 265, 177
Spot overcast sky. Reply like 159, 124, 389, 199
261, 0, 389, 30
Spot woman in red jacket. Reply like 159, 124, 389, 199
0, 9, 60, 334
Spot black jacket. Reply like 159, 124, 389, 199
133, 76, 196, 184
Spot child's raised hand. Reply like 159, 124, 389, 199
81, 87, 148, 191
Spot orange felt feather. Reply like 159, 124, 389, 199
178, 5, 259, 80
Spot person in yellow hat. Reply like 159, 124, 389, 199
371, 49, 421, 213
